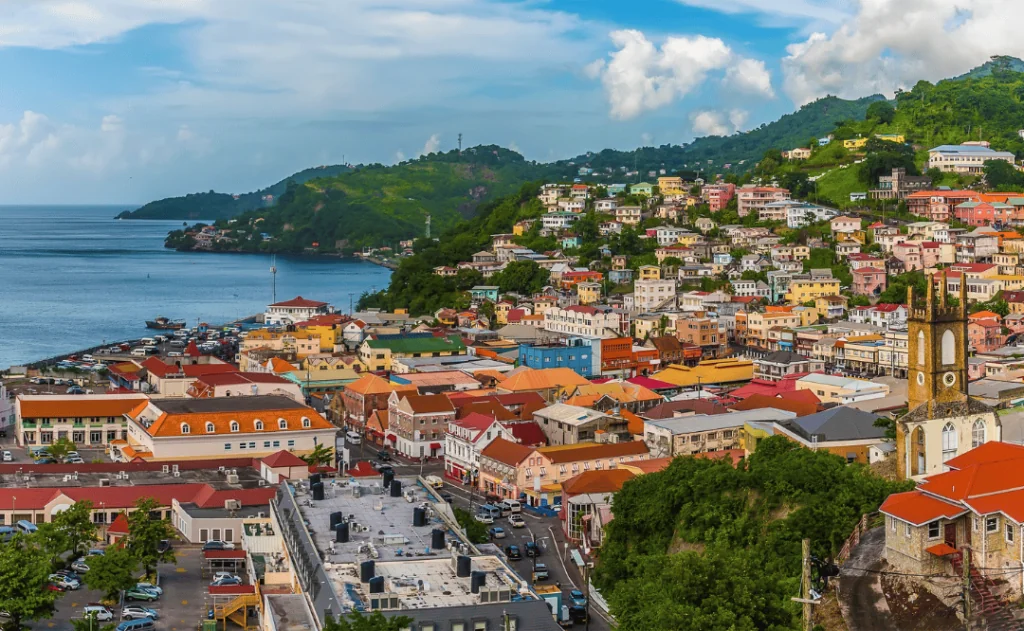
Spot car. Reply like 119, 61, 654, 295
551, 503, 562, 514
568, 605, 588, 624
532, 563, 549, 581
67, 457, 86, 464
71, 560, 90, 573
505, 545, 522, 560
569, 589, 587, 607
377, 450, 391, 461
212, 572, 241, 583
66, 386, 85, 395
474, 513, 494, 524
121, 607, 159, 621
440, 492, 453, 503
35, 458, 56, 464
211, 576, 242, 587
53, 569, 79, 580
124, 587, 158, 602
2, 451, 13, 462
488, 527, 506, 539
508, 514, 526, 528
166, 351, 182, 357
136, 582, 162, 596
86, 548, 105, 557
157, 539, 172, 554
202, 540, 235, 551
48, 575, 79, 590
525, 541, 540, 557
82, 606, 113, 622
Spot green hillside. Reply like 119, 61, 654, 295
118, 164, 352, 221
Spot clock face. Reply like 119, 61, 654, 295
917, 372, 925, 386
944, 372, 956, 387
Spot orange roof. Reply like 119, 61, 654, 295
620, 409, 645, 435
561, 469, 635, 496
562, 383, 663, 407
731, 393, 819, 417
141, 405, 331, 438
879, 490, 966, 526
537, 440, 649, 464
969, 311, 1001, 320
345, 373, 398, 396
480, 437, 533, 467
269, 357, 296, 373
368, 409, 389, 433
498, 368, 589, 393
18, 395, 149, 419
401, 394, 456, 415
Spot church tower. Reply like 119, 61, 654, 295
896, 276, 998, 480
906, 277, 969, 414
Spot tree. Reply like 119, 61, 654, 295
0, 536, 59, 630
848, 295, 871, 307
47, 437, 76, 463
323, 611, 413, 631
452, 508, 488, 544
865, 100, 895, 124
490, 261, 550, 295
124, 498, 177, 579
983, 159, 1024, 190
82, 546, 139, 601
301, 443, 335, 468
72, 611, 115, 631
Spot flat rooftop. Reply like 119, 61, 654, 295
0, 463, 265, 489
154, 395, 306, 414
265, 594, 319, 631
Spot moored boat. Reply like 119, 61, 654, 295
145, 316, 186, 330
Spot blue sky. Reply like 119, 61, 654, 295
0, 0, 1017, 204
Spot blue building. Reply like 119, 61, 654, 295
518, 341, 593, 377
470, 285, 500, 303
607, 183, 627, 195
608, 268, 635, 284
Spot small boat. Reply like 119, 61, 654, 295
146, 316, 186, 330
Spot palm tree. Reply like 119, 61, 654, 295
47, 437, 77, 463
302, 443, 334, 467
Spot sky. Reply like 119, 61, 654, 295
1, 0, 1023, 204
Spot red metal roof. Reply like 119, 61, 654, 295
261, 450, 307, 468
879, 490, 966, 526
204, 550, 248, 560
502, 421, 546, 447
269, 296, 328, 308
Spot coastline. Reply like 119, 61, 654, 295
165, 243, 400, 271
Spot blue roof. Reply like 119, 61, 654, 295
929, 144, 1014, 156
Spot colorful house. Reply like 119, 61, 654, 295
630, 182, 654, 196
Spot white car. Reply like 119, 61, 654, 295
1, 452, 11, 462
508, 514, 526, 528
474, 514, 494, 524
136, 582, 162, 596
212, 572, 241, 583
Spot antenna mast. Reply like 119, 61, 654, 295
270, 255, 277, 304
458, 133, 463, 154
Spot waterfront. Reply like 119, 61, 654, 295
0, 205, 392, 369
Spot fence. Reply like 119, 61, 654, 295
836, 511, 879, 566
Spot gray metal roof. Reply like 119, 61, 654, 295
780, 406, 885, 442
647, 408, 796, 434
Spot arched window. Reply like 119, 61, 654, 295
278, 418, 288, 430
254, 420, 264, 431
181, 423, 190, 435
942, 422, 957, 464
230, 421, 239, 433
941, 330, 956, 365
205, 422, 215, 433
917, 331, 926, 366
302, 417, 311, 428
972, 419, 986, 448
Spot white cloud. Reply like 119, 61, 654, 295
670, 0, 848, 24
725, 58, 774, 97
782, 0, 1024, 106
176, 124, 195, 142
690, 108, 749, 137
589, 29, 771, 119
396, 150, 406, 163
641, 132, 653, 145
101, 114, 124, 133
421, 133, 441, 155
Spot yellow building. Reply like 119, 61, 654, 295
843, 138, 868, 149
295, 323, 342, 352
786, 278, 841, 304
874, 134, 905, 143
495, 301, 514, 325
653, 358, 754, 388
576, 282, 602, 305
638, 265, 662, 281
677, 233, 702, 247
658, 176, 686, 195
835, 230, 867, 244
358, 335, 467, 372
815, 295, 849, 318
794, 306, 820, 327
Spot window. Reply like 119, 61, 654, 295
230, 421, 239, 433
904, 523, 911, 537
273, 441, 280, 448
287, 440, 295, 447
181, 423, 190, 435
974, 517, 979, 532
240, 443, 247, 450
942, 423, 957, 463
279, 419, 288, 429
224, 443, 231, 451
941, 330, 956, 365
972, 419, 986, 448
303, 417, 311, 428
917, 331, 926, 365
255, 420, 264, 431
206, 422, 215, 433
928, 521, 940, 539
249, 442, 255, 449
1007, 524, 1015, 543
890, 517, 897, 532
987, 516, 998, 533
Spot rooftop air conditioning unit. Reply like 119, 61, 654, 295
225, 499, 242, 510
99, 479, 110, 487
226, 473, 240, 484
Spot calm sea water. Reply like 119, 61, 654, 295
0, 205, 392, 368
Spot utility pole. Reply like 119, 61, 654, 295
962, 547, 972, 626
801, 538, 813, 631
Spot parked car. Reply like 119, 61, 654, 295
82, 606, 113, 621
488, 527, 506, 539
525, 541, 540, 557
505, 545, 522, 560
53, 569, 79, 581
440, 492, 453, 503
121, 606, 159, 620
532, 563, 549, 581
48, 574, 79, 590
569, 589, 587, 607
35, 458, 56, 464
212, 572, 240, 583
211, 576, 242, 587
202, 540, 235, 551
124, 587, 158, 602
377, 450, 391, 461
86, 548, 105, 557
508, 514, 526, 528
135, 582, 162, 596
157, 539, 172, 554
71, 560, 90, 573
67, 457, 86, 464
474, 513, 494, 524
2, 451, 12, 462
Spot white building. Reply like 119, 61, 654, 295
443, 416, 514, 484
16, 393, 149, 448
541, 212, 580, 230
928, 144, 1016, 174
264, 296, 331, 326
633, 279, 677, 312
0, 383, 12, 433
543, 306, 622, 338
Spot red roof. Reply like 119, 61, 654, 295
565, 305, 598, 315
728, 375, 801, 399
348, 461, 379, 477
502, 421, 547, 447
0, 483, 274, 511
141, 357, 238, 379
730, 393, 818, 417
107, 512, 130, 535
270, 296, 328, 308
184, 340, 201, 357
872, 303, 905, 313
880, 490, 966, 526
951, 263, 997, 273
261, 450, 307, 468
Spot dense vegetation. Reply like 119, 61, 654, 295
595, 437, 910, 631
121, 164, 352, 221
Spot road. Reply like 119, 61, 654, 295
839, 527, 895, 631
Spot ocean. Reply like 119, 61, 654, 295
0, 205, 392, 369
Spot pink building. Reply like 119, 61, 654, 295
968, 313, 1005, 353
705, 183, 736, 212
892, 242, 923, 271
847, 253, 886, 271
905, 190, 977, 222
955, 201, 1014, 227
920, 241, 942, 268
852, 266, 887, 297
737, 186, 789, 217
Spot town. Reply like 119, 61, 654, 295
8, 139, 1024, 631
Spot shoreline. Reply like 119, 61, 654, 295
165, 244, 401, 270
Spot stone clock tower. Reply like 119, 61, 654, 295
896, 277, 999, 479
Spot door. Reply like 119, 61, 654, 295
944, 523, 957, 548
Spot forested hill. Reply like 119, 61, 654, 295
117, 164, 352, 221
